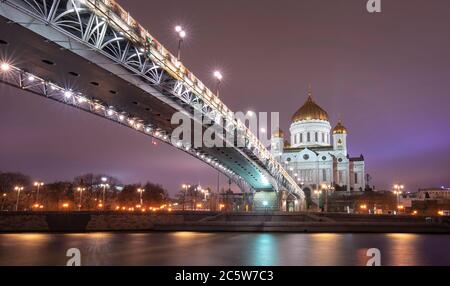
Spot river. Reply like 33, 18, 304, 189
0, 232, 449, 266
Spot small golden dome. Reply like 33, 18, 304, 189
333, 121, 348, 134
272, 128, 284, 138
292, 89, 329, 122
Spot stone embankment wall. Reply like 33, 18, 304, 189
1, 212, 449, 233
0, 212, 212, 232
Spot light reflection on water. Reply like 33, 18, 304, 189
0, 232, 449, 266
250, 234, 278, 266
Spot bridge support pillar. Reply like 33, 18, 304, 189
253, 190, 279, 212
279, 190, 302, 212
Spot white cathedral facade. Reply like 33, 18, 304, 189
271, 89, 366, 206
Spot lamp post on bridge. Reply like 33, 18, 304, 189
213, 71, 223, 98
213, 70, 223, 196
175, 25, 186, 61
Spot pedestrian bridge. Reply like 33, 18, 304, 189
0, 0, 305, 210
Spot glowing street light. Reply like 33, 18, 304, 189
175, 25, 186, 61
213, 71, 223, 97
0, 62, 10, 72
314, 189, 322, 212
137, 188, 145, 206
33, 181, 44, 205
14, 186, 24, 211
100, 177, 109, 210
393, 184, 405, 211
182, 184, 191, 211
1, 193, 7, 211
321, 183, 334, 213
64, 90, 72, 99
77, 187, 86, 210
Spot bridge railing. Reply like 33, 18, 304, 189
83, 0, 301, 195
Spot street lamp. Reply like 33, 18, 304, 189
213, 71, 223, 97
360, 204, 368, 212
77, 187, 86, 210
1, 193, 6, 211
393, 184, 404, 212
320, 184, 334, 213
182, 184, 191, 211
14, 186, 24, 211
33, 181, 44, 204
314, 189, 322, 212
175, 25, 186, 61
100, 177, 108, 210
137, 188, 145, 206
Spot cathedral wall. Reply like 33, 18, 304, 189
350, 161, 365, 192
289, 120, 331, 148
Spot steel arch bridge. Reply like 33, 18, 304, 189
0, 0, 305, 210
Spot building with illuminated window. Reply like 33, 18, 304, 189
271, 88, 366, 205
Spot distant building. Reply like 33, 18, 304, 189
271, 88, 366, 205
417, 188, 450, 200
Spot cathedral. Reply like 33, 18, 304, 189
271, 88, 366, 208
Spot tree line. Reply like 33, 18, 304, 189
0, 171, 170, 211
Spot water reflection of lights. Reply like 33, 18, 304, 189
172, 232, 213, 239
4, 233, 49, 243
384, 234, 421, 266
309, 233, 344, 265
250, 234, 278, 266
66, 232, 112, 239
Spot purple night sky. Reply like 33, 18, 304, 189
1, 0, 449, 195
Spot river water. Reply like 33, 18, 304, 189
0, 232, 449, 266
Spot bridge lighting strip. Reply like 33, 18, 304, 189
0, 62, 244, 184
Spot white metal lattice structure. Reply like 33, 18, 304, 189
0, 0, 305, 205
0, 63, 252, 191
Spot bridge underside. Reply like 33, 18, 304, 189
0, 15, 276, 192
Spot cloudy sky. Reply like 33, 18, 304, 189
1, 0, 449, 195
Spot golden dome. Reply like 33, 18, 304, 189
333, 121, 347, 134
292, 89, 329, 122
272, 128, 284, 138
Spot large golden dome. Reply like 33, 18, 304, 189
292, 90, 329, 122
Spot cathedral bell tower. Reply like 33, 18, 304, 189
271, 129, 284, 157
332, 120, 348, 156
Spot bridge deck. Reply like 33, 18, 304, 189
0, 15, 271, 190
